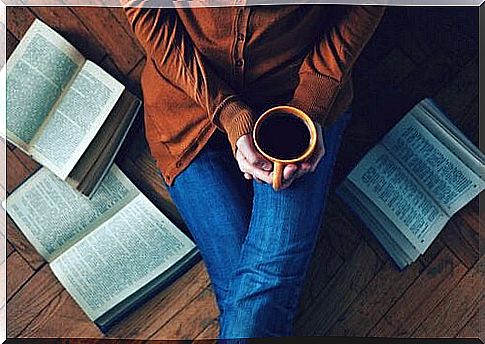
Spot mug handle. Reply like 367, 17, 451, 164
272, 161, 284, 191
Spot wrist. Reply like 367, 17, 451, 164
215, 97, 255, 155
288, 72, 342, 123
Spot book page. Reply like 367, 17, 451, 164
418, 99, 484, 175
30, 61, 125, 180
50, 193, 196, 321
337, 181, 420, 269
4, 19, 84, 151
382, 110, 484, 216
347, 145, 449, 253
4, 165, 137, 261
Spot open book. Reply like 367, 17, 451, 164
337, 98, 484, 269
3, 19, 141, 197
4, 165, 199, 332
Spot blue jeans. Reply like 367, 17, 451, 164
167, 108, 352, 341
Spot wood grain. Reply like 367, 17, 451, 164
412, 255, 484, 337
7, 264, 64, 337
20, 290, 103, 338
417, 237, 445, 268
6, 7, 36, 40
107, 6, 145, 52
6, 148, 32, 194
105, 261, 210, 339
70, 7, 143, 74
320, 197, 362, 261
369, 248, 468, 337
6, 216, 45, 270
294, 242, 383, 335
28, 7, 106, 63
433, 57, 478, 125
6, 251, 34, 301
6, 240, 15, 258
5, 6, 481, 340
398, 52, 475, 110
194, 318, 219, 340
296, 238, 343, 317
150, 286, 218, 340
6, 29, 18, 61
327, 260, 424, 337
440, 208, 480, 269
456, 310, 479, 339
10, 148, 40, 175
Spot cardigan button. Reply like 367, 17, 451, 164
176, 161, 183, 168
235, 59, 243, 67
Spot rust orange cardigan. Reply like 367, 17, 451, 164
122, 3, 385, 185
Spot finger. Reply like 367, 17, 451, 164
310, 150, 325, 172
279, 175, 296, 190
283, 164, 298, 180
241, 140, 272, 171
253, 176, 263, 184
236, 150, 252, 174
244, 173, 252, 180
238, 151, 272, 184
252, 167, 273, 185
299, 161, 312, 173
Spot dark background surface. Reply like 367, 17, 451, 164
333, 6, 479, 186
4, 5, 482, 340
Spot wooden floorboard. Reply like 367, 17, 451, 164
6, 7, 36, 40
29, 6, 107, 63
6, 251, 35, 302
105, 261, 210, 339
5, 5, 481, 341
10, 148, 41, 175
327, 260, 424, 337
368, 248, 468, 337
456, 310, 479, 339
440, 207, 481, 269
69, 7, 143, 74
296, 237, 343, 317
6, 240, 15, 258
149, 285, 218, 340
19, 290, 103, 338
294, 241, 383, 335
7, 264, 64, 337
412, 255, 483, 338
6, 216, 45, 270
6, 29, 18, 62
318, 197, 363, 261
194, 318, 219, 340
6, 148, 31, 194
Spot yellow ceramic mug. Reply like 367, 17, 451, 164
253, 106, 317, 191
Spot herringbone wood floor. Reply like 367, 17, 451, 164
2, 5, 482, 341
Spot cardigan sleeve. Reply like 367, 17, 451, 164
121, 1, 255, 154
288, 6, 386, 123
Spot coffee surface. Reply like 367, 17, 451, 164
256, 112, 310, 160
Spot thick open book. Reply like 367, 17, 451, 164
3, 19, 142, 197
337, 98, 484, 269
4, 165, 200, 332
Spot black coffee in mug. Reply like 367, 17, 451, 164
255, 112, 311, 160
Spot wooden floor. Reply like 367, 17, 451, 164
3, 5, 482, 341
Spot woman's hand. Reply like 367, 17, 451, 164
235, 134, 273, 184
235, 123, 325, 189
